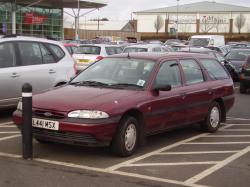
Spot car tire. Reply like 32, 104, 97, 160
201, 102, 221, 133
111, 116, 138, 157
240, 82, 247, 94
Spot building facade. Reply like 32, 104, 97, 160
133, 1, 250, 34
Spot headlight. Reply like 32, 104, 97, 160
17, 101, 22, 111
68, 110, 109, 119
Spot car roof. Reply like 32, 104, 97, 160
0, 36, 62, 45
107, 52, 212, 62
124, 44, 163, 49
179, 47, 213, 52
78, 44, 121, 47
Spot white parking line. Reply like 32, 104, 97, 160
227, 117, 250, 121
0, 125, 17, 128
0, 134, 21, 141
206, 135, 250, 137
221, 129, 250, 131
0, 122, 13, 126
185, 146, 250, 185
156, 151, 238, 155
185, 142, 250, 145
0, 131, 20, 134
125, 161, 219, 167
0, 152, 22, 158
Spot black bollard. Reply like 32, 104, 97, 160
22, 83, 33, 160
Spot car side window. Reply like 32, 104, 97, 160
39, 43, 56, 64
215, 52, 225, 62
152, 47, 161, 52
18, 42, 43, 66
180, 59, 204, 85
47, 44, 65, 60
0, 42, 16, 68
155, 60, 182, 88
200, 59, 229, 80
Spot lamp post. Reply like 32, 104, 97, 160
176, 0, 180, 39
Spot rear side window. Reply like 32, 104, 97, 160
47, 44, 65, 60
200, 59, 229, 80
0, 42, 15, 68
180, 59, 204, 85
39, 43, 55, 64
75, 46, 101, 55
105, 47, 123, 55
18, 42, 43, 66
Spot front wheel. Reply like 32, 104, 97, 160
201, 102, 221, 133
111, 116, 138, 157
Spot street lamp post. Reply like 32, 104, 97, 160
176, 0, 180, 39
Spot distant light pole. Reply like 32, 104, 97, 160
176, 0, 180, 39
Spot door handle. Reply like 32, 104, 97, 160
11, 73, 20, 78
48, 69, 56, 74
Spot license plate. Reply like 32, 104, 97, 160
32, 118, 59, 131
79, 59, 91, 63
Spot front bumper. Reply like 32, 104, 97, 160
13, 110, 120, 147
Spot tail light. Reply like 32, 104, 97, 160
96, 56, 103, 61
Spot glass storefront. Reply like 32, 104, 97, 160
0, 3, 63, 39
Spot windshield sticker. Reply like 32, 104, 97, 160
137, 80, 145, 87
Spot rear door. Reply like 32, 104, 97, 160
0, 42, 20, 106
179, 59, 212, 124
15, 41, 56, 94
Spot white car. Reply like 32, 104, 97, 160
0, 35, 76, 108
72, 44, 123, 71
123, 44, 174, 53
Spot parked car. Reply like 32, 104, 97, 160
164, 39, 182, 46
72, 44, 123, 71
13, 52, 234, 156
179, 47, 237, 79
123, 44, 174, 53
63, 43, 78, 55
205, 46, 229, 56
224, 49, 250, 79
239, 55, 250, 93
0, 36, 76, 108
189, 35, 225, 47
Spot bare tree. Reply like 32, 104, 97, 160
154, 15, 164, 35
235, 14, 246, 34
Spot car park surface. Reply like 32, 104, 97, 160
13, 52, 234, 157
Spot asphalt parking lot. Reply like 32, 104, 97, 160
0, 83, 250, 187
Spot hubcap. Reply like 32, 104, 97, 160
125, 123, 137, 152
210, 107, 220, 128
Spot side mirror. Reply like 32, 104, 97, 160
153, 84, 172, 92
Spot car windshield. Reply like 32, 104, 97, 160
225, 50, 250, 61
123, 48, 148, 53
75, 46, 101, 55
70, 58, 155, 89
189, 38, 210, 47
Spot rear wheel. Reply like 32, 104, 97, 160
240, 82, 247, 94
201, 102, 221, 133
111, 116, 138, 157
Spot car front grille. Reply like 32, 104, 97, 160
33, 128, 98, 144
33, 110, 65, 119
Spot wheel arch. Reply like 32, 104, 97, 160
214, 98, 226, 122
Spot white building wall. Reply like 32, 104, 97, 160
137, 14, 166, 33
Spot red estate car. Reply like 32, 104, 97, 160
13, 53, 235, 157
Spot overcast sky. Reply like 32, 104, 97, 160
74, 0, 250, 21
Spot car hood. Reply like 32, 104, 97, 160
33, 85, 141, 112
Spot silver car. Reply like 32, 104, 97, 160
123, 44, 174, 53
0, 36, 76, 108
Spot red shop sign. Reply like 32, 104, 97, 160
24, 13, 47, 24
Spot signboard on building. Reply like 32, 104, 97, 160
24, 13, 47, 24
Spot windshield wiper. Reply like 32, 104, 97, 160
109, 83, 143, 88
69, 81, 109, 87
